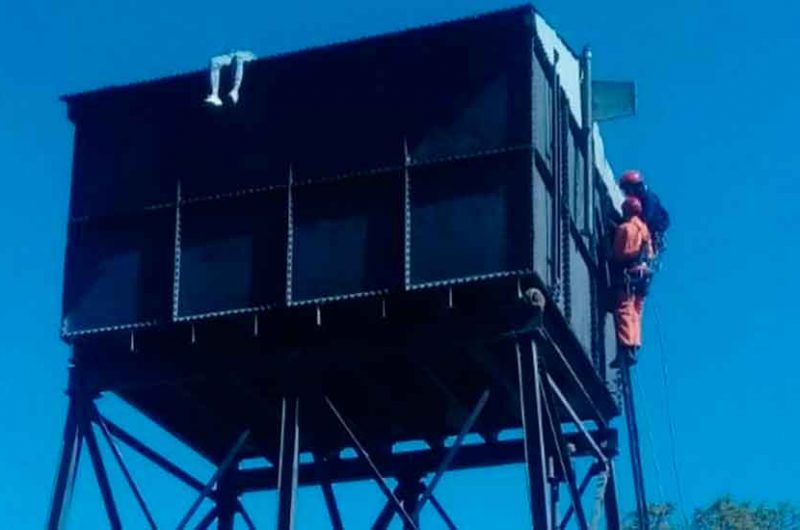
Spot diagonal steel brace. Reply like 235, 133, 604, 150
325, 396, 418, 530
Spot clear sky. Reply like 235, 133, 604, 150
1, 0, 799, 528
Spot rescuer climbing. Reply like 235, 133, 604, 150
618, 170, 670, 256
611, 195, 653, 365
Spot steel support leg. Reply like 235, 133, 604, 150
373, 478, 423, 530
400, 481, 422, 530
516, 340, 551, 530
102, 416, 208, 493
47, 399, 82, 530
604, 463, 622, 530
82, 407, 122, 530
92, 406, 157, 529
371, 492, 399, 530
620, 357, 649, 529
316, 455, 344, 530
237, 502, 258, 530
559, 463, 601, 530
541, 384, 589, 530
277, 397, 300, 530
217, 471, 238, 530
548, 458, 560, 530
429, 494, 458, 530
196, 507, 219, 530
414, 390, 490, 518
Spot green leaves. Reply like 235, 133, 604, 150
622, 497, 800, 530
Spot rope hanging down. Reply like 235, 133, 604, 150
653, 303, 690, 528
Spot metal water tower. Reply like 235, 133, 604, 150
49, 5, 636, 529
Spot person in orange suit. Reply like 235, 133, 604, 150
610, 196, 654, 368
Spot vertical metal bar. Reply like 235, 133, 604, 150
47, 399, 82, 530
620, 360, 649, 529
603, 463, 622, 530
92, 406, 157, 529
216, 471, 238, 530
320, 480, 344, 530
83, 413, 122, 530
277, 397, 300, 530
315, 452, 344, 530
401, 483, 421, 530
172, 179, 183, 319
560, 463, 601, 530
414, 389, 491, 517
403, 138, 412, 290
317, 456, 345, 530
516, 340, 551, 530
550, 52, 562, 296
548, 457, 559, 530
581, 46, 593, 236
286, 165, 295, 304
176, 430, 250, 530
541, 383, 589, 530
325, 397, 418, 529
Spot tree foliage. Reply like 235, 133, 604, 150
621, 497, 800, 530
692, 497, 800, 530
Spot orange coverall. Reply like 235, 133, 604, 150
613, 216, 653, 348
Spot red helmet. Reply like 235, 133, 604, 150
622, 196, 643, 218
619, 170, 643, 186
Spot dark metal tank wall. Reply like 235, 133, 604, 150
529, 37, 600, 363
60, 5, 610, 379
61, 8, 535, 335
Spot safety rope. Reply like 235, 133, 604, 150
633, 373, 667, 503
653, 303, 690, 528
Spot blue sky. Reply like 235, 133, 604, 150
1, 0, 799, 527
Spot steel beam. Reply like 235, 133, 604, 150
101, 416, 209, 494
430, 494, 458, 530
276, 397, 300, 530
516, 340, 551, 530
237, 430, 614, 491
47, 399, 82, 530
541, 383, 588, 530
92, 406, 157, 529
546, 376, 607, 466
196, 507, 219, 530
604, 463, 622, 530
237, 502, 257, 530
326, 397, 418, 530
537, 327, 608, 426
559, 462, 601, 530
414, 389, 490, 518
316, 454, 344, 530
620, 360, 649, 529
176, 430, 250, 530
82, 413, 122, 530
217, 471, 238, 530
371, 489, 399, 530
